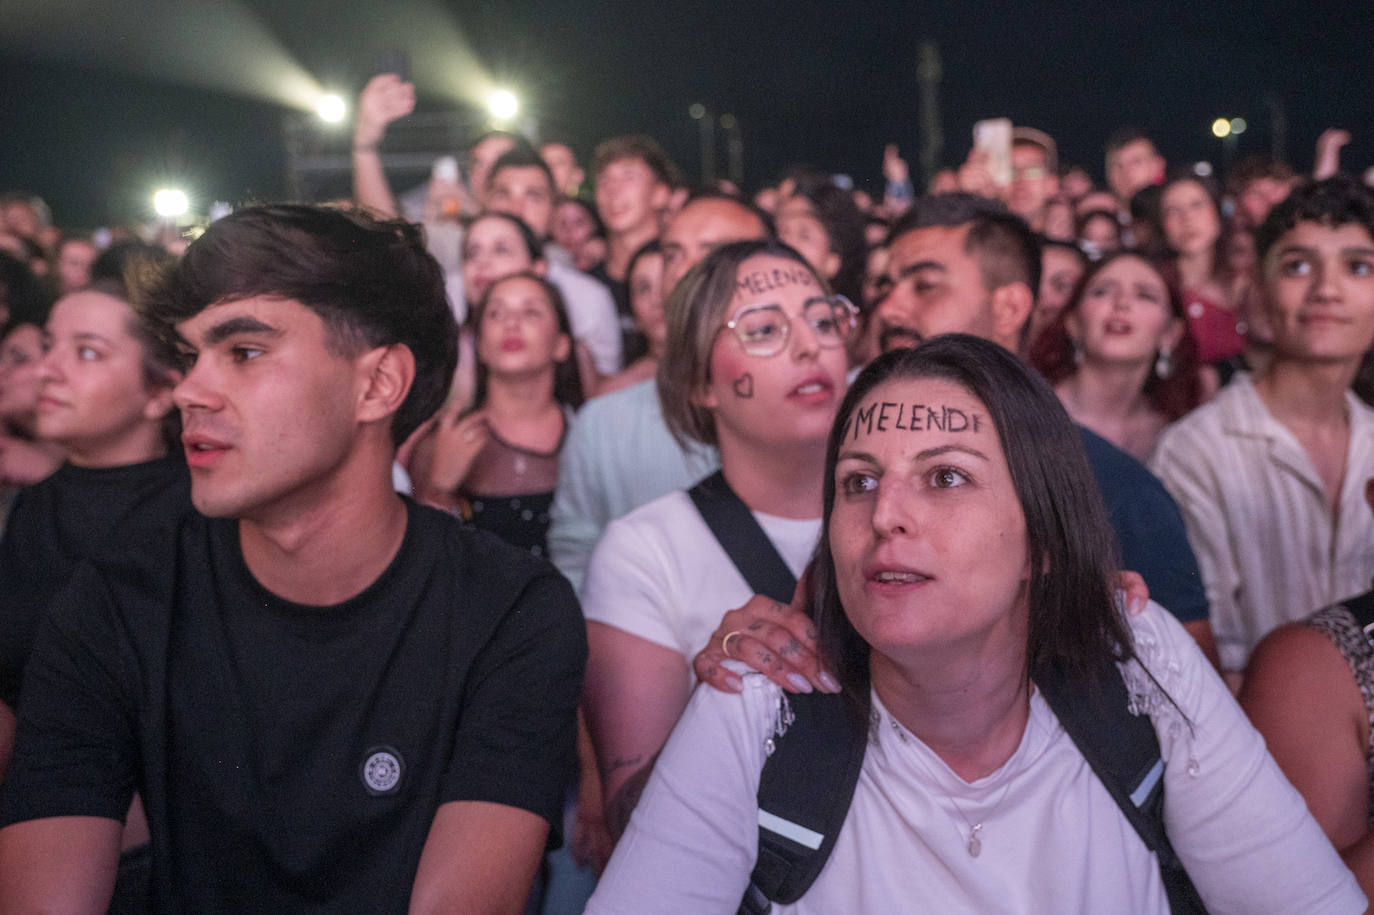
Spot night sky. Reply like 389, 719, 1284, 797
2, 0, 1371, 228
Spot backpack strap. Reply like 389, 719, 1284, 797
1036, 662, 1206, 915
688, 470, 797, 603
740, 691, 867, 914
1339, 589, 1374, 647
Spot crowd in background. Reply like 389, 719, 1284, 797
0, 73, 1372, 912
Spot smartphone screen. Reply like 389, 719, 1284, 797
973, 118, 1013, 186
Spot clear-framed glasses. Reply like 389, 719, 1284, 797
724, 294, 858, 357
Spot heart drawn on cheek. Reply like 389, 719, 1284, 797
732, 373, 755, 399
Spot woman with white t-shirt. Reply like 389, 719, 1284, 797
580, 240, 856, 842
587, 336, 1363, 914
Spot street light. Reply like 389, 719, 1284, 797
1229, 118, 1247, 135
488, 89, 518, 122
689, 102, 715, 185
317, 94, 346, 123
153, 188, 189, 219
1211, 118, 1232, 139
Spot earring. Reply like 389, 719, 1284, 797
1071, 337, 1084, 367
1155, 348, 1174, 380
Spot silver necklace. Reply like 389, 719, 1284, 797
886, 711, 1030, 858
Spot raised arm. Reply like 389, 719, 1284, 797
353, 74, 416, 219
409, 800, 548, 915
0, 816, 122, 912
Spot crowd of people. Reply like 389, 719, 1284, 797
0, 70, 1370, 912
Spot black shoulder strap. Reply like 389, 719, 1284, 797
740, 691, 867, 914
1339, 589, 1374, 646
1036, 663, 1206, 915
688, 470, 797, 603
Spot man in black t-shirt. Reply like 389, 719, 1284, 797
0, 205, 586, 913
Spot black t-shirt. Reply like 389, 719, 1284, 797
0, 456, 191, 707
587, 261, 646, 363
1, 499, 586, 913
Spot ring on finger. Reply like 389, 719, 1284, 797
721, 629, 745, 659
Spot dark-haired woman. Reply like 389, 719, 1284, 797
1031, 252, 1212, 461
1161, 175, 1247, 364
587, 335, 1361, 913
597, 241, 665, 396
411, 272, 581, 557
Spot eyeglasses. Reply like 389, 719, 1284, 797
724, 295, 858, 357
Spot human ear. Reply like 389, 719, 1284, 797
552, 333, 571, 364
356, 344, 416, 427
991, 282, 1035, 350
142, 375, 181, 421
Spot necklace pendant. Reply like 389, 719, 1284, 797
967, 824, 983, 858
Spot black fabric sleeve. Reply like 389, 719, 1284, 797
443, 568, 587, 835
0, 562, 141, 827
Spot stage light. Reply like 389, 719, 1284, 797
1229, 117, 1247, 135
689, 103, 706, 120
317, 94, 346, 123
153, 188, 189, 219
1211, 118, 1231, 139
488, 89, 518, 121
719, 113, 737, 130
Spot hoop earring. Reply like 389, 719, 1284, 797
1155, 347, 1174, 380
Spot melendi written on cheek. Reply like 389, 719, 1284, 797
839, 399, 985, 443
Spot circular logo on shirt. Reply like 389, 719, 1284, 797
360, 747, 404, 795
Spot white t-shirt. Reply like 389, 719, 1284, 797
581, 489, 820, 674
588, 602, 1365, 914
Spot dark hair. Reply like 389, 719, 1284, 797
810, 335, 1133, 725
142, 204, 457, 447
791, 175, 868, 304
1076, 209, 1124, 251
887, 193, 1043, 305
487, 146, 556, 194
1159, 173, 1234, 288
461, 211, 545, 266
1226, 155, 1296, 199
658, 239, 828, 448
626, 238, 662, 281
1028, 251, 1202, 421
1104, 128, 1157, 158
0, 250, 51, 330
557, 197, 605, 240
469, 271, 583, 412
1255, 174, 1374, 261
592, 135, 681, 188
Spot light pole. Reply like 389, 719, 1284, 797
690, 103, 715, 186
720, 113, 743, 188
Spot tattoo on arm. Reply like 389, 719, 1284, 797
607, 755, 659, 841
605, 754, 644, 777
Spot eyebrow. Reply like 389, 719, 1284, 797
836, 444, 990, 465
71, 332, 113, 345
201, 315, 283, 346
896, 260, 947, 280
1275, 244, 1374, 259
